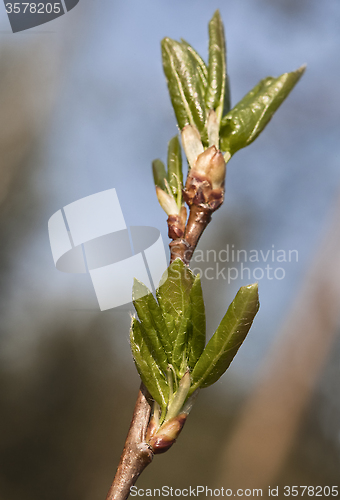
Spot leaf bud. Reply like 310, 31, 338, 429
148, 413, 187, 454
193, 145, 226, 189
181, 124, 204, 169
156, 186, 180, 216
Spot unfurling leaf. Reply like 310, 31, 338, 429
133, 279, 172, 369
223, 73, 231, 115
130, 318, 169, 408
180, 38, 208, 95
157, 258, 195, 326
205, 10, 226, 124
152, 159, 166, 190
161, 37, 208, 143
172, 304, 192, 374
167, 135, 183, 201
220, 65, 306, 155
189, 283, 259, 394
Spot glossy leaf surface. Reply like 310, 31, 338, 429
167, 135, 183, 200
188, 275, 206, 368
130, 318, 169, 408
133, 279, 173, 366
161, 37, 207, 142
190, 284, 259, 393
220, 66, 306, 155
157, 259, 195, 326
205, 10, 226, 124
152, 159, 166, 191
181, 38, 208, 95
172, 304, 192, 373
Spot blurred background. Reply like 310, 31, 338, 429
0, 0, 339, 498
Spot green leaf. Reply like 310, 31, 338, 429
161, 37, 208, 143
157, 259, 195, 326
130, 318, 169, 408
180, 38, 208, 95
220, 65, 306, 155
133, 279, 170, 373
172, 303, 192, 373
167, 136, 183, 202
147, 290, 174, 364
205, 10, 226, 124
189, 283, 259, 393
188, 275, 206, 369
152, 159, 166, 190
223, 73, 231, 115
163, 312, 177, 344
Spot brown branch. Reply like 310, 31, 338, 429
170, 205, 212, 264
105, 384, 153, 500
170, 168, 225, 264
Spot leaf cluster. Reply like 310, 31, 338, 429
161, 10, 305, 156
130, 260, 259, 416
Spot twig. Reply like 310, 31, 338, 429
107, 140, 227, 499
105, 384, 153, 500
169, 205, 212, 264
106, 209, 212, 498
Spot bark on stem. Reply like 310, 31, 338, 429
170, 205, 212, 264
105, 384, 153, 500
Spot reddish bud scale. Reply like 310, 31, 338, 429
145, 415, 158, 442
183, 173, 224, 211
148, 414, 187, 455
183, 145, 226, 212
167, 206, 187, 239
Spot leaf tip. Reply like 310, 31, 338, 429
242, 282, 259, 298
291, 63, 306, 83
211, 9, 222, 20
132, 278, 150, 302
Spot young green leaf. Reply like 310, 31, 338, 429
220, 65, 306, 155
163, 312, 177, 344
161, 37, 208, 143
172, 304, 192, 372
189, 283, 259, 394
157, 259, 195, 325
133, 279, 170, 372
205, 10, 226, 124
167, 136, 183, 202
180, 38, 208, 94
152, 159, 167, 191
130, 318, 169, 408
223, 73, 231, 115
188, 275, 206, 368
147, 290, 174, 363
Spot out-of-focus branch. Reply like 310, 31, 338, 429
0, 44, 60, 207
216, 193, 340, 490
